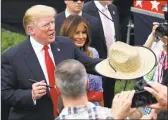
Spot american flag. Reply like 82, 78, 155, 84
133, 0, 167, 14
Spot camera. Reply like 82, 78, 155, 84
155, 4, 168, 38
131, 79, 157, 108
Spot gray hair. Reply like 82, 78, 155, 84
55, 59, 87, 98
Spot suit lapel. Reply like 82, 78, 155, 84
23, 39, 45, 81
50, 41, 60, 65
23, 39, 51, 96
108, 6, 117, 23
89, 1, 101, 18
50, 38, 69, 66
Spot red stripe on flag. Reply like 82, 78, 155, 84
133, 0, 167, 14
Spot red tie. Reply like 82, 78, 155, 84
43, 45, 58, 118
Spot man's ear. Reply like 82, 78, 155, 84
27, 25, 35, 36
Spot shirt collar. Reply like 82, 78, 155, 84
58, 102, 95, 118
65, 8, 82, 18
30, 36, 51, 54
94, 1, 108, 12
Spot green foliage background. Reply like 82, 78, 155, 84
1, 28, 27, 53
1, 28, 135, 93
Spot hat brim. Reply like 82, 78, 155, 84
95, 46, 157, 80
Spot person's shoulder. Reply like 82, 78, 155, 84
89, 47, 99, 57
96, 106, 111, 111
83, 12, 98, 20
89, 47, 97, 52
56, 36, 71, 41
89, 47, 98, 54
55, 36, 74, 45
55, 11, 65, 19
83, 12, 100, 26
56, 11, 65, 16
96, 106, 112, 116
108, 4, 118, 10
83, 1, 97, 13
83, 1, 93, 8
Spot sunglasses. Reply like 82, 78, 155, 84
72, 0, 84, 2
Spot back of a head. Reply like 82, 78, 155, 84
23, 5, 56, 34
55, 59, 87, 99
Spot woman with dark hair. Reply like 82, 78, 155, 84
60, 15, 103, 106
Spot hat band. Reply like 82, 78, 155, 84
108, 60, 116, 72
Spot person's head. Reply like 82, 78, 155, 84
64, 0, 84, 15
55, 59, 88, 99
23, 5, 56, 45
60, 15, 93, 57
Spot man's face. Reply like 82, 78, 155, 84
28, 16, 55, 45
65, 0, 84, 14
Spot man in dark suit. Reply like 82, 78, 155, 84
55, 0, 107, 59
83, 0, 121, 108
1, 5, 101, 120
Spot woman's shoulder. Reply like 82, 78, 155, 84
88, 47, 98, 53
88, 47, 99, 58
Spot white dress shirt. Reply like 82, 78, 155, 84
65, 8, 82, 18
30, 36, 55, 86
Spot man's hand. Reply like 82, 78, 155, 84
144, 82, 168, 110
111, 90, 137, 119
151, 22, 159, 36
32, 80, 47, 100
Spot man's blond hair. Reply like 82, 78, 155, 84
23, 5, 56, 34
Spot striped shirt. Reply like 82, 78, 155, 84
56, 102, 113, 120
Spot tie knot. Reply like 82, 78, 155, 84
43, 45, 49, 51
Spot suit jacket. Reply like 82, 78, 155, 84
1, 36, 102, 120
83, 1, 121, 49
55, 12, 107, 59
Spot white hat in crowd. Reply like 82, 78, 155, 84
95, 41, 156, 80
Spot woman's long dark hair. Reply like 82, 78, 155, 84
60, 15, 93, 57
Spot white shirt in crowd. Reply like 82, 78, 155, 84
30, 36, 56, 86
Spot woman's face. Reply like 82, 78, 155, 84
72, 23, 87, 48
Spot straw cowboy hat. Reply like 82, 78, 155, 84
95, 41, 157, 80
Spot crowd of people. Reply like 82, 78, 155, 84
1, 0, 167, 120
